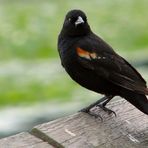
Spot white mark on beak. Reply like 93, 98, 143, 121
75, 16, 84, 26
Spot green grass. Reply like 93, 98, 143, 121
0, 0, 148, 107
0, 0, 148, 60
0, 75, 77, 106
0, 60, 80, 107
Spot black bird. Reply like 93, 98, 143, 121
58, 9, 148, 116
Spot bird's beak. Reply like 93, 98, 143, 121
75, 16, 84, 26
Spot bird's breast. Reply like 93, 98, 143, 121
58, 37, 110, 94
61, 50, 104, 92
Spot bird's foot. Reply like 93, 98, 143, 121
79, 107, 103, 120
97, 104, 116, 117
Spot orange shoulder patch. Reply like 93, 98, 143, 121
76, 47, 97, 60
76, 47, 90, 59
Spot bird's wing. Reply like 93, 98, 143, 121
76, 46, 148, 95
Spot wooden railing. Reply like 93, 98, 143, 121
0, 99, 148, 148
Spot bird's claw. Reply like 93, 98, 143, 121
79, 107, 103, 120
97, 104, 116, 117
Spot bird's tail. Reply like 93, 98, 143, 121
122, 91, 148, 115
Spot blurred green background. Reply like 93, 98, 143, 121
0, 0, 148, 138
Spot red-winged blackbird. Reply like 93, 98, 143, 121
58, 9, 148, 116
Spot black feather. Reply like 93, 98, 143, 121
58, 9, 148, 115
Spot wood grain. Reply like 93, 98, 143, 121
0, 99, 147, 148
0, 132, 53, 148
31, 99, 148, 148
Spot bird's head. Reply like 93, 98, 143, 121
61, 10, 91, 37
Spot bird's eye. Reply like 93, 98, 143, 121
68, 18, 71, 22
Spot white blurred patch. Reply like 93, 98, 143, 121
127, 134, 140, 143
0, 59, 63, 84
65, 128, 76, 137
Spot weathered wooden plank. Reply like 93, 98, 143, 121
0, 132, 53, 148
31, 99, 148, 148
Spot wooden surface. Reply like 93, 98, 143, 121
31, 99, 148, 148
0, 99, 148, 148
0, 132, 53, 148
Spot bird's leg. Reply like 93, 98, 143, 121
80, 96, 108, 112
79, 96, 108, 118
97, 95, 116, 116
